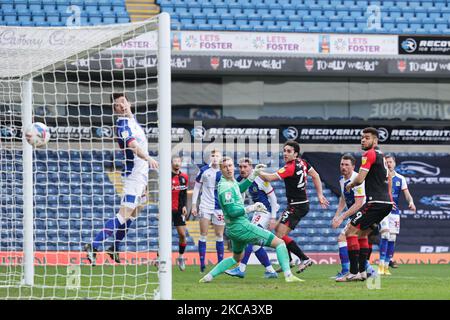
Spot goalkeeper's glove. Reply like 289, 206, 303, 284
248, 164, 267, 182
245, 202, 267, 214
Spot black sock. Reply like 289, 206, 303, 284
358, 248, 369, 273
286, 241, 309, 261
287, 248, 292, 262
348, 250, 359, 274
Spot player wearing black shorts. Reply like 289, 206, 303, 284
259, 140, 330, 274
336, 127, 393, 282
172, 155, 189, 271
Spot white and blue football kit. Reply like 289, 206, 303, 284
194, 164, 224, 226
380, 172, 407, 234
238, 176, 279, 230
116, 116, 149, 209
338, 171, 366, 235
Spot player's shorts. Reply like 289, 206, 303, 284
350, 202, 393, 231
121, 175, 148, 209
251, 211, 271, 230
172, 210, 186, 227
199, 208, 225, 226
226, 222, 275, 255
379, 212, 400, 234
388, 213, 400, 234
279, 202, 309, 230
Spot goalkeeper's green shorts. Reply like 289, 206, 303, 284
226, 222, 275, 254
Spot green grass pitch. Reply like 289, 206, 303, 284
1, 264, 449, 299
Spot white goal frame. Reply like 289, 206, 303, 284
4, 12, 171, 300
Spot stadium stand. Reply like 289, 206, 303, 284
0, 0, 130, 26
158, 0, 450, 34
1, 0, 449, 34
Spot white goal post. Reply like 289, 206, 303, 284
0, 13, 171, 300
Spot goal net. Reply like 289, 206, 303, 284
0, 13, 172, 300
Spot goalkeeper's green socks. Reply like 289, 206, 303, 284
210, 257, 237, 278
275, 243, 293, 277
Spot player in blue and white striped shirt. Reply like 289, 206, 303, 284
378, 155, 416, 275
84, 93, 158, 265
191, 149, 224, 273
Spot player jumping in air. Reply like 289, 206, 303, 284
84, 93, 158, 265
259, 140, 329, 274
191, 149, 224, 273
225, 157, 279, 279
378, 154, 416, 275
199, 157, 303, 283
336, 127, 393, 282
171, 155, 189, 271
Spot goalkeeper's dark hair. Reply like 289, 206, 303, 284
284, 140, 300, 155
111, 92, 128, 103
362, 127, 379, 139
341, 153, 356, 166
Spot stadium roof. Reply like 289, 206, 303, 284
0, 19, 156, 79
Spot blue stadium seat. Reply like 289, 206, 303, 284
202, 3, 214, 15
402, 7, 415, 19
409, 17, 422, 30
389, 7, 402, 19
15, 0, 28, 11
85, 2, 98, 13
70, 0, 84, 7
221, 13, 234, 26
234, 13, 247, 26
316, 16, 329, 29
102, 12, 116, 24
214, 3, 227, 15
269, 4, 282, 16
248, 13, 260, 26
282, 4, 296, 16
302, 16, 315, 28
33, 12, 46, 23
42, 0, 56, 11
98, 0, 113, 12
1, 3, 14, 11
415, 7, 428, 19
229, 3, 242, 15
255, 3, 269, 16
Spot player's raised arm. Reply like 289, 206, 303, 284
127, 140, 158, 169
309, 168, 330, 208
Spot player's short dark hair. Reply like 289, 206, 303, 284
362, 127, 379, 139
283, 140, 300, 155
385, 154, 396, 161
341, 153, 356, 166
171, 155, 181, 162
111, 92, 128, 103
238, 157, 253, 166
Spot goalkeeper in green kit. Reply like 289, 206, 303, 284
199, 157, 304, 283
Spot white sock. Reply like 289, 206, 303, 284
239, 263, 246, 272
266, 266, 275, 273
204, 273, 213, 281
116, 213, 126, 225
284, 270, 292, 277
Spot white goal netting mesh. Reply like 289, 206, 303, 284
0, 17, 168, 299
